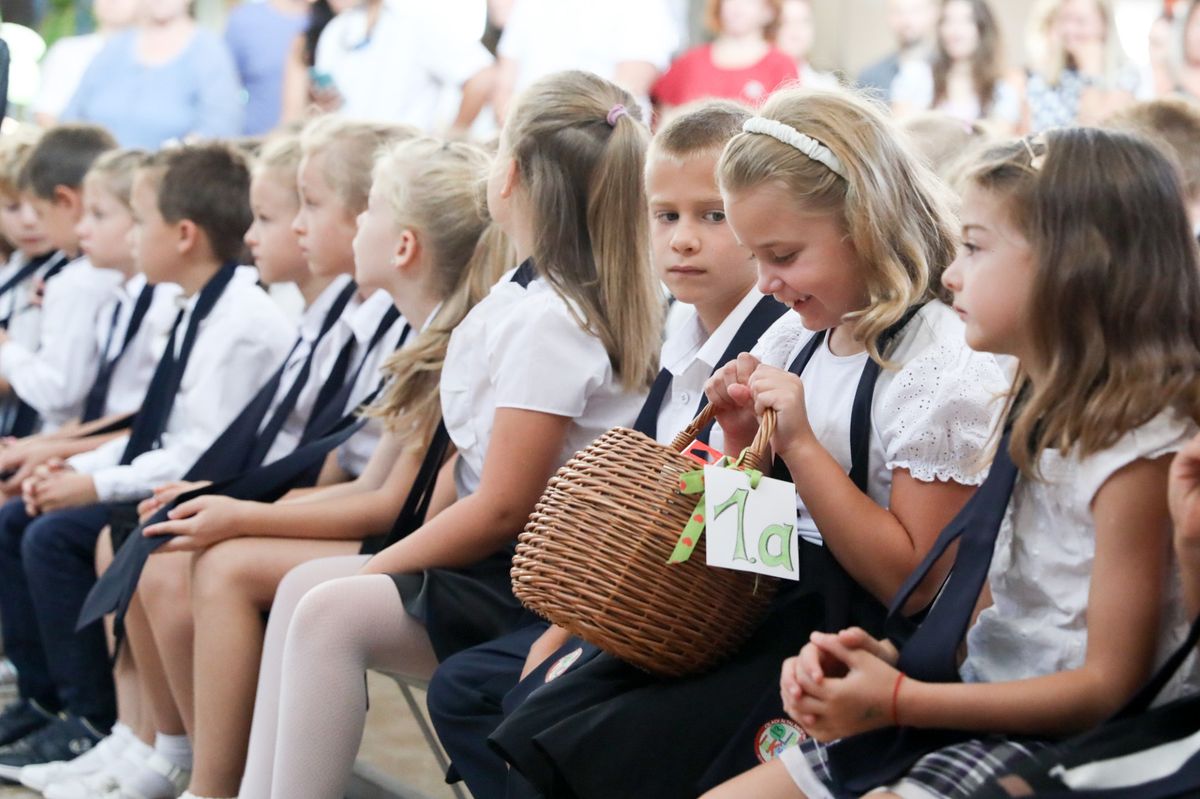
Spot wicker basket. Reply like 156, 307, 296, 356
511, 406, 780, 678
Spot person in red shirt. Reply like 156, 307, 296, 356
653, 0, 797, 115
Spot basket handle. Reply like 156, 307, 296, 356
669, 404, 776, 473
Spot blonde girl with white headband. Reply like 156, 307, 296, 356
484, 85, 1008, 799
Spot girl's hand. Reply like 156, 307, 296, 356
704, 353, 763, 453
138, 480, 212, 520
1169, 433, 1200, 556
790, 634, 903, 741
142, 495, 246, 552
747, 365, 816, 461
781, 629, 900, 720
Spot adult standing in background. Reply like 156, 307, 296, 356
892, 0, 1021, 131
1150, 0, 1200, 101
224, 0, 307, 135
857, 0, 938, 101
31, 0, 137, 127
492, 0, 680, 124
312, 0, 494, 133
775, 0, 838, 88
1024, 0, 1138, 131
60, 0, 242, 147
653, 0, 796, 112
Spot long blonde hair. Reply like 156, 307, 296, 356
298, 117, 419, 217
718, 86, 959, 365
366, 138, 511, 444
1028, 0, 1130, 87
967, 129, 1200, 475
503, 70, 662, 391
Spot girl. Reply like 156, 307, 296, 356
1150, 0, 1200, 102
483, 85, 1007, 799
653, 0, 797, 113
1024, 0, 1139, 131
774, 0, 838, 90
891, 0, 1021, 132
120, 136, 505, 799
237, 69, 661, 799
708, 128, 1200, 799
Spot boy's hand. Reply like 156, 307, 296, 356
29, 470, 97, 514
704, 353, 763, 453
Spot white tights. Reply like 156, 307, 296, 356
237, 556, 438, 799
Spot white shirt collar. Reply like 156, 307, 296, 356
299, 274, 353, 343
661, 288, 765, 377
349, 288, 397, 344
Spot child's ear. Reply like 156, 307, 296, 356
175, 219, 200, 256
52, 185, 82, 214
500, 157, 520, 200
393, 228, 419, 271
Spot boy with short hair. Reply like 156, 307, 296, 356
0, 124, 123, 436
425, 99, 787, 799
0, 143, 293, 769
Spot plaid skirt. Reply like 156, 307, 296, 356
782, 735, 1050, 799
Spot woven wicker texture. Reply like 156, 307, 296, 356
512, 406, 780, 677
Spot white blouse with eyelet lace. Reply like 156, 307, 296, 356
747, 301, 1009, 545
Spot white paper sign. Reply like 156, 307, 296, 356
703, 466, 800, 581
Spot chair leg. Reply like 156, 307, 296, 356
398, 680, 469, 799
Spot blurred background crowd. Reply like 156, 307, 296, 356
0, 0, 1194, 148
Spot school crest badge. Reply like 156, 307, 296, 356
755, 719, 807, 763
545, 647, 584, 683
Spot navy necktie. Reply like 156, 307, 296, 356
119, 263, 237, 465
0, 251, 56, 329
82, 284, 156, 423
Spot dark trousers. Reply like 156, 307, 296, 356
428, 622, 550, 798
0, 497, 115, 727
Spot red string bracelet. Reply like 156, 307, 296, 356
891, 672, 906, 726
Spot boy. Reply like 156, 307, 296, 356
425, 99, 786, 798
0, 124, 124, 436
0, 143, 293, 769
1106, 98, 1200, 236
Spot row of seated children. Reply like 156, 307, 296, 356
0, 69, 1199, 799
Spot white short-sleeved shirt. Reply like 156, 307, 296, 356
750, 302, 1008, 545
441, 268, 649, 499
652, 289, 768, 452
961, 410, 1200, 704
69, 267, 295, 501
0, 256, 126, 431
499, 0, 679, 100
260, 274, 355, 465
333, 289, 409, 477
100, 275, 181, 418
314, 0, 493, 130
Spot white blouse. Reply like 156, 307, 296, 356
961, 410, 1200, 704
750, 302, 1008, 545
441, 268, 648, 499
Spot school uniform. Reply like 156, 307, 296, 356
387, 259, 647, 676
0, 256, 126, 433
781, 411, 1200, 799
0, 264, 293, 738
426, 288, 787, 797
485, 302, 1008, 799
0, 251, 77, 437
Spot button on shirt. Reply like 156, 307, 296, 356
260, 274, 355, 465
69, 267, 295, 501
0, 257, 126, 431
652, 289, 767, 451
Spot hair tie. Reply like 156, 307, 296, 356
606, 104, 629, 127
741, 117, 846, 179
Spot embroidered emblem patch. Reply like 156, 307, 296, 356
545, 647, 584, 683
755, 718, 807, 763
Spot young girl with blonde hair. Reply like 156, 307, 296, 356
708, 128, 1200, 799
238, 69, 661, 799
483, 85, 1008, 799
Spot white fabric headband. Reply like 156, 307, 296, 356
742, 117, 847, 180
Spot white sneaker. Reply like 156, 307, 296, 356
44, 768, 120, 799
106, 753, 190, 799
22, 730, 129, 791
